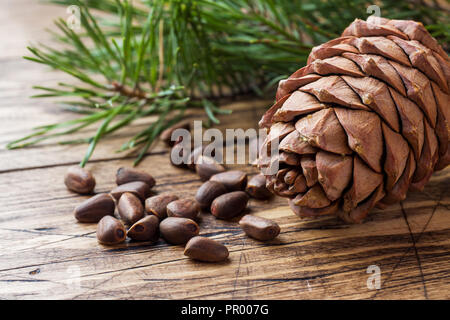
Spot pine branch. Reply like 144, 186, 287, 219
9, 0, 449, 166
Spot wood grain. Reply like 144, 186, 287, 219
0, 0, 449, 300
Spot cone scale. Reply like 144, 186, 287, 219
259, 17, 450, 223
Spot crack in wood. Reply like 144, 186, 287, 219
370, 198, 442, 299
400, 201, 429, 299
231, 238, 246, 299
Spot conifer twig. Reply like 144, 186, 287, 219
9, 0, 449, 166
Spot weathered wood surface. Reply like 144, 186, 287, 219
0, 0, 449, 300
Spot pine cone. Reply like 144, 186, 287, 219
259, 17, 450, 223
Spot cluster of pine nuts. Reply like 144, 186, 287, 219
65, 161, 280, 263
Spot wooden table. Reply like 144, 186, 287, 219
1, 0, 449, 300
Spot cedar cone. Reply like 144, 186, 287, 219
258, 17, 450, 223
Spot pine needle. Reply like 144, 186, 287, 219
10, 0, 449, 166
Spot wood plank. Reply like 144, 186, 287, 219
0, 151, 448, 299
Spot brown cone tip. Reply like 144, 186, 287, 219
259, 17, 449, 223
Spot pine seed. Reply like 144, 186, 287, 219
195, 180, 227, 210
187, 146, 223, 171
166, 199, 200, 220
187, 146, 204, 170
117, 192, 145, 225
246, 174, 272, 200
74, 193, 115, 223
145, 193, 179, 219
127, 215, 160, 242
64, 166, 96, 194
170, 140, 190, 168
116, 167, 155, 188
211, 191, 249, 220
184, 236, 229, 262
210, 170, 247, 191
110, 181, 151, 201
96, 216, 126, 245
239, 215, 280, 241
195, 155, 226, 181
160, 120, 191, 146
159, 217, 199, 245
